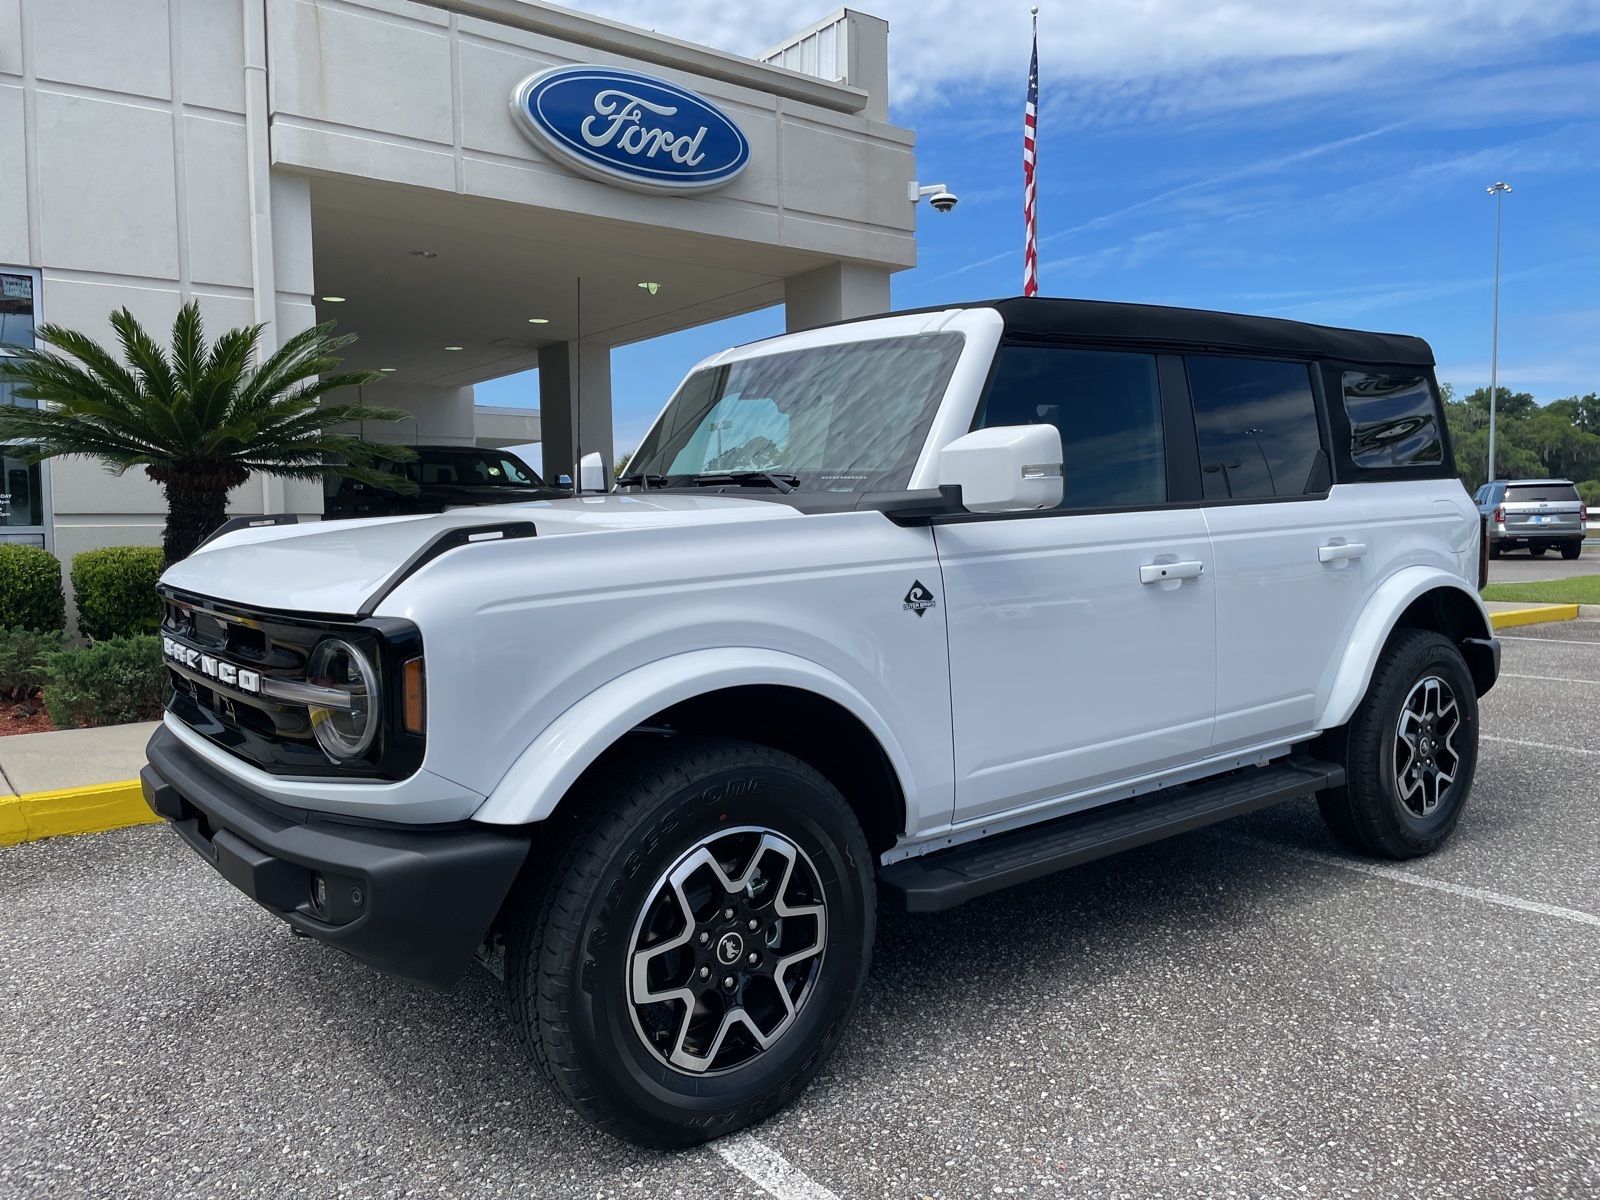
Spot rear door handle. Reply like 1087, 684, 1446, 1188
1318, 542, 1367, 563
1139, 560, 1204, 584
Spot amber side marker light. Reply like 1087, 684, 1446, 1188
403, 658, 426, 735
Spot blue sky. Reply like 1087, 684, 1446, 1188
478, 1, 1600, 455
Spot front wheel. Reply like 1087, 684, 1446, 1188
506, 738, 875, 1149
1530, 546, 1547, 557
1316, 630, 1479, 858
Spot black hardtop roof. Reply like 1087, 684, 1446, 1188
872, 296, 1435, 367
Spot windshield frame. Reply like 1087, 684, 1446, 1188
623, 331, 968, 495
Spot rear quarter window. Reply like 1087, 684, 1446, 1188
1341, 372, 1444, 468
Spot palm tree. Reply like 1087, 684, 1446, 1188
0, 303, 418, 564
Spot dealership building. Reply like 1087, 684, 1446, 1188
0, 0, 920, 580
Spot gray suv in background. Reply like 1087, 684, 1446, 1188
1474, 478, 1587, 559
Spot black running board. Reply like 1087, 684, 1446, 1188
879, 755, 1344, 912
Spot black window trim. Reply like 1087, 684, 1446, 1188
1321, 360, 1456, 483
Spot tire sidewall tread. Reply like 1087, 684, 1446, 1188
1318, 629, 1479, 859
506, 737, 875, 1149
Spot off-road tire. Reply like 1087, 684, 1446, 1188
504, 737, 875, 1149
1316, 629, 1479, 859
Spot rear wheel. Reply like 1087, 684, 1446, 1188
1317, 630, 1479, 859
1562, 541, 1583, 560
1488, 542, 1502, 559
505, 738, 875, 1149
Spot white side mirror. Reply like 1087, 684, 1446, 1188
579, 452, 606, 493
937, 425, 1063, 513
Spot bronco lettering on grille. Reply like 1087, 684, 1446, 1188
162, 636, 261, 695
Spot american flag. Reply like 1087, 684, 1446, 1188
1022, 11, 1039, 297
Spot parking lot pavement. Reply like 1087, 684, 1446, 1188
2, 629, 1596, 1199
1488, 549, 1600, 585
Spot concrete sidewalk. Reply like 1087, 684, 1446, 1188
0, 721, 161, 798
0, 721, 161, 846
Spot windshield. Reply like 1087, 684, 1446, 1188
384, 449, 545, 488
625, 334, 965, 493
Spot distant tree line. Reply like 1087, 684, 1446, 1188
1443, 385, 1600, 504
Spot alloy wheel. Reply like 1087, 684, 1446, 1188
1393, 675, 1462, 818
626, 827, 827, 1075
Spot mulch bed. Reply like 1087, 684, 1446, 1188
2, 695, 55, 737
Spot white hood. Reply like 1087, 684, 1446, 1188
160, 494, 800, 615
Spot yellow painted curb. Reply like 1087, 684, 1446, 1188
1489, 603, 1581, 630
0, 779, 157, 847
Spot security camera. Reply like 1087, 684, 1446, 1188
909, 182, 959, 214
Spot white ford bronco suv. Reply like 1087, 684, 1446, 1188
143, 298, 1499, 1148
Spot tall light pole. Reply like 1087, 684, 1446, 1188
1486, 181, 1512, 483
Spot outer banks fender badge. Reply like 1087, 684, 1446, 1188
903, 581, 937, 617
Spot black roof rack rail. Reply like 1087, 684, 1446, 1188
357, 520, 538, 617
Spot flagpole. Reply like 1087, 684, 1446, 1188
1023, 6, 1040, 297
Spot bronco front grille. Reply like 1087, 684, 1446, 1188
158, 587, 425, 781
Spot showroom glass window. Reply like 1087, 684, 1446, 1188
1341, 371, 1445, 468
976, 345, 1165, 509
1, 271, 44, 529
1186, 356, 1322, 500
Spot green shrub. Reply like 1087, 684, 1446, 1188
0, 543, 65, 632
43, 635, 166, 728
71, 545, 164, 640
0, 625, 69, 705
1578, 479, 1600, 509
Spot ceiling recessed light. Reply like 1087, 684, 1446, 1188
379, 367, 397, 372
321, 296, 346, 303
527, 317, 549, 324
637, 281, 660, 294
443, 345, 463, 351
410, 250, 437, 258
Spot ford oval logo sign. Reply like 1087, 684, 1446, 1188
509, 66, 750, 194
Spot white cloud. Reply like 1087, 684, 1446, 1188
566, 0, 1600, 114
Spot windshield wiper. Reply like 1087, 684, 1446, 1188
684, 471, 798, 494
618, 473, 669, 489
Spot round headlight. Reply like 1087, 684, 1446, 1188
307, 638, 380, 760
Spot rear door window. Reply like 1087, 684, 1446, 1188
1504, 482, 1580, 504
1340, 372, 1445, 468
1186, 356, 1323, 500
976, 345, 1165, 510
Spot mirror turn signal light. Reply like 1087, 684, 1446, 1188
403, 658, 425, 735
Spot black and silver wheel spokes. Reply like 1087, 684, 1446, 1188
1393, 675, 1462, 817
627, 827, 827, 1075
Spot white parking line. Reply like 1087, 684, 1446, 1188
1483, 735, 1600, 755
1501, 672, 1600, 685
1499, 635, 1600, 647
716, 1133, 843, 1200
1219, 834, 1600, 927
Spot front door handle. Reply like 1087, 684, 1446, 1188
1139, 560, 1204, 584
1318, 542, 1367, 563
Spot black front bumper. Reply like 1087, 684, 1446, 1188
141, 725, 530, 989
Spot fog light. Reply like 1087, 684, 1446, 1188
311, 872, 327, 913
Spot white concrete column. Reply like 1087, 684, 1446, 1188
784, 263, 892, 333
538, 340, 613, 485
